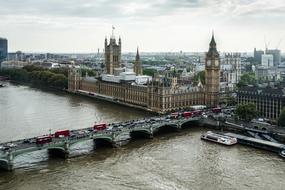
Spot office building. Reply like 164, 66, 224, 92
237, 86, 285, 120
261, 54, 274, 67
0, 37, 8, 62
266, 49, 281, 66
254, 48, 264, 64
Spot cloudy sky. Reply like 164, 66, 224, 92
0, 0, 284, 53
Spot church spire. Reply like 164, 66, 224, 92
134, 47, 142, 76
136, 47, 140, 60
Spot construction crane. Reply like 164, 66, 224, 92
264, 36, 271, 52
276, 39, 282, 49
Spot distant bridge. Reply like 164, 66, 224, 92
0, 116, 204, 171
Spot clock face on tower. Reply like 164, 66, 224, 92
207, 60, 211, 66
215, 60, 219, 66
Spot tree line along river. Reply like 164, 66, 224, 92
0, 82, 284, 190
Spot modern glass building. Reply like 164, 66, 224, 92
0, 37, 8, 62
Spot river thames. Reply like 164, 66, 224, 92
0, 83, 284, 190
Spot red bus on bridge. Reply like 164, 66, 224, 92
55, 130, 70, 138
183, 111, 192, 118
94, 123, 107, 131
36, 135, 52, 145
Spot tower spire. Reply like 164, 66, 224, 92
210, 30, 216, 47
134, 46, 142, 75
207, 31, 218, 57
136, 46, 140, 60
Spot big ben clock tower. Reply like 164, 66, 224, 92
205, 33, 220, 107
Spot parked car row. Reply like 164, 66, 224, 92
0, 143, 17, 151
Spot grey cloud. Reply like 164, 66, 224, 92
0, 0, 285, 21
0, 0, 203, 19
0, 0, 121, 18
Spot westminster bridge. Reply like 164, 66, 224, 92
0, 115, 219, 171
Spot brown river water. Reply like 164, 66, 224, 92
0, 83, 284, 190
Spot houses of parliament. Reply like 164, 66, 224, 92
68, 33, 220, 113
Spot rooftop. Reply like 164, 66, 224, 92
238, 86, 285, 96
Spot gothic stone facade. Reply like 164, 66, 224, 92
68, 74, 206, 113
205, 34, 221, 106
68, 35, 220, 113
105, 37, 121, 75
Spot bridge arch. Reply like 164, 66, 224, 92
153, 124, 180, 135
48, 147, 69, 158
93, 137, 114, 149
180, 120, 197, 128
0, 159, 12, 171
130, 129, 153, 139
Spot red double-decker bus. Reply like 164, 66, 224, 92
94, 123, 107, 131
55, 130, 70, 138
183, 111, 192, 118
36, 135, 52, 145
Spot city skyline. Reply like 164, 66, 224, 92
0, 0, 285, 53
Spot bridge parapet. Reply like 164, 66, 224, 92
0, 115, 205, 171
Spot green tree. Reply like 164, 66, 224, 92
39, 71, 54, 85
0, 67, 68, 89
142, 60, 167, 66
193, 71, 205, 85
143, 68, 157, 76
51, 68, 68, 77
23, 65, 45, 72
81, 69, 96, 77
278, 107, 285, 127
49, 74, 67, 89
235, 103, 258, 121
237, 72, 256, 88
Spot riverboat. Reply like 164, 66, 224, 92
201, 131, 237, 146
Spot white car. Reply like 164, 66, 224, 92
0, 145, 12, 151
78, 131, 85, 135
7, 143, 17, 147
